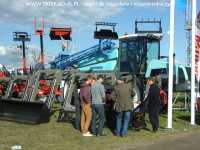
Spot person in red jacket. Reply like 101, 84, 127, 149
80, 75, 93, 136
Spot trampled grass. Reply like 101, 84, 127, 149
0, 108, 200, 150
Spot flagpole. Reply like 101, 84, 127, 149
167, 0, 175, 129
191, 0, 196, 125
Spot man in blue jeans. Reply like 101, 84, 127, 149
91, 75, 106, 136
112, 76, 133, 137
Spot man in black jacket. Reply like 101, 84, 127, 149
147, 77, 161, 132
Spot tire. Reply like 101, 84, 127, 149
133, 84, 141, 102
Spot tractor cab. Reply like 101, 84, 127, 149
118, 20, 162, 76
118, 33, 162, 75
116, 20, 163, 103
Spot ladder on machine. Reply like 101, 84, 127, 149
57, 71, 77, 122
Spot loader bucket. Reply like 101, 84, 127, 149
0, 70, 62, 124
0, 99, 50, 124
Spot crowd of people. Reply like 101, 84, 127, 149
75, 74, 161, 137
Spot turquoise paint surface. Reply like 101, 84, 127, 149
78, 48, 118, 72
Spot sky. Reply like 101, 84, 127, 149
0, 0, 189, 69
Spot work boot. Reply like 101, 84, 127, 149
153, 127, 158, 133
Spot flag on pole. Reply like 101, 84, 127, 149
196, 12, 200, 80
195, 11, 200, 113
191, 0, 197, 125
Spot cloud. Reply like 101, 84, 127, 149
0, 0, 123, 30
0, 0, 169, 29
0, 44, 49, 69
0, 0, 170, 68
0, 45, 21, 68
0, 46, 6, 55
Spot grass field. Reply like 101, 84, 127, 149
0, 108, 200, 150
